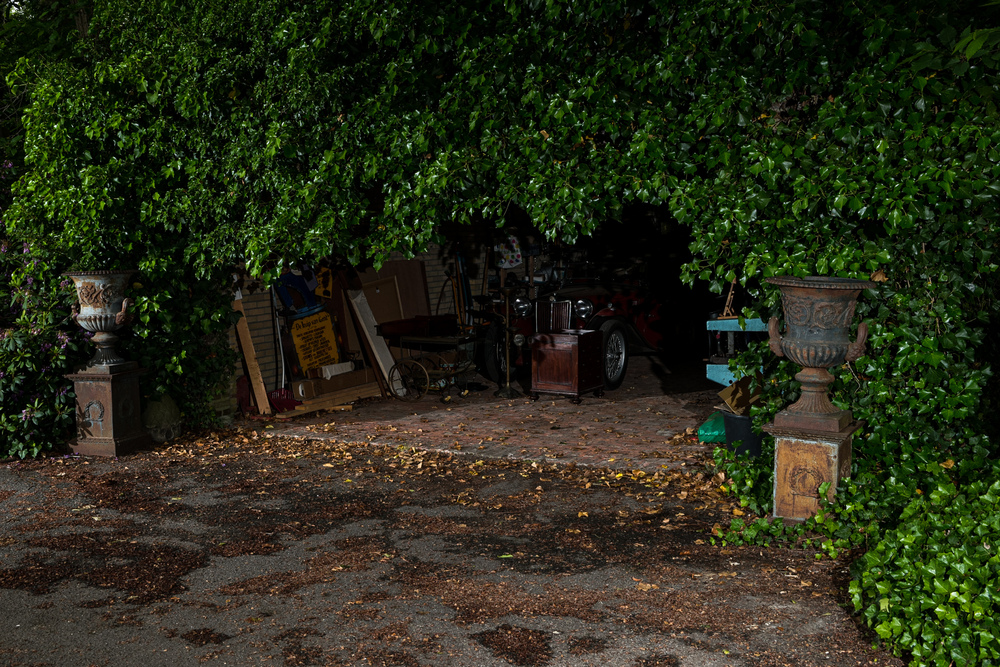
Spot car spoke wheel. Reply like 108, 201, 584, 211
599, 321, 629, 390
483, 322, 508, 385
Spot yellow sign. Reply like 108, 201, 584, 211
290, 312, 339, 371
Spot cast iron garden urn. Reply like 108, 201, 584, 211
65, 270, 136, 369
64, 270, 150, 457
766, 276, 874, 432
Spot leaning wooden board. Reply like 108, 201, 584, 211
232, 297, 272, 415
273, 404, 352, 420
347, 289, 403, 396
295, 383, 383, 410
273, 382, 381, 419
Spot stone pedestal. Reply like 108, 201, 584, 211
765, 421, 863, 522
66, 362, 152, 457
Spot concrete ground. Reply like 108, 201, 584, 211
0, 356, 902, 667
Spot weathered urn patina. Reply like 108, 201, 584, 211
766, 276, 874, 432
64, 271, 150, 457
765, 275, 874, 521
65, 271, 136, 368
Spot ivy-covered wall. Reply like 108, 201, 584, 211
2, 1, 1000, 661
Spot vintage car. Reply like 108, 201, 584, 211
479, 273, 666, 391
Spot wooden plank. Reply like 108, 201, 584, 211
274, 404, 353, 420
294, 401, 355, 412
348, 306, 389, 398
274, 383, 381, 420
295, 403, 354, 413
233, 298, 272, 415
297, 382, 382, 408
347, 289, 403, 396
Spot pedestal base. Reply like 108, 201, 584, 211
772, 408, 853, 433
66, 363, 152, 457
764, 421, 863, 522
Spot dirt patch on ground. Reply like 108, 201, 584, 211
475, 624, 554, 665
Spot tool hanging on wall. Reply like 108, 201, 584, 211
720, 278, 739, 319
494, 286, 521, 399
456, 252, 474, 331
270, 287, 287, 389
480, 246, 492, 298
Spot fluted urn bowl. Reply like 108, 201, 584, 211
766, 276, 874, 432
65, 271, 136, 368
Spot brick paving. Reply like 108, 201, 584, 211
268, 356, 722, 472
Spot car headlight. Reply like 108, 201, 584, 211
573, 299, 594, 320
513, 297, 533, 317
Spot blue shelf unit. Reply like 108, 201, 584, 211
705, 317, 768, 386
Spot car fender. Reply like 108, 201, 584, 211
587, 314, 626, 334
593, 306, 618, 319
588, 315, 649, 351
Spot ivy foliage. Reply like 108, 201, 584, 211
1, 0, 238, 446
668, 4, 1000, 663
4, 1, 1000, 660
851, 466, 1000, 665
0, 1, 93, 458
8, 0, 698, 274
1, 0, 91, 214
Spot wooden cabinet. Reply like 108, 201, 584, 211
530, 329, 604, 402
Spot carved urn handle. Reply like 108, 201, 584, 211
767, 316, 784, 357
115, 297, 134, 326
845, 321, 869, 363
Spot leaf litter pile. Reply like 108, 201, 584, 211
0, 425, 901, 666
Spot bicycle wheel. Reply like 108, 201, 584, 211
388, 359, 429, 401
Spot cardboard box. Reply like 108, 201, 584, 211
291, 379, 321, 400
718, 373, 762, 416
291, 368, 375, 401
